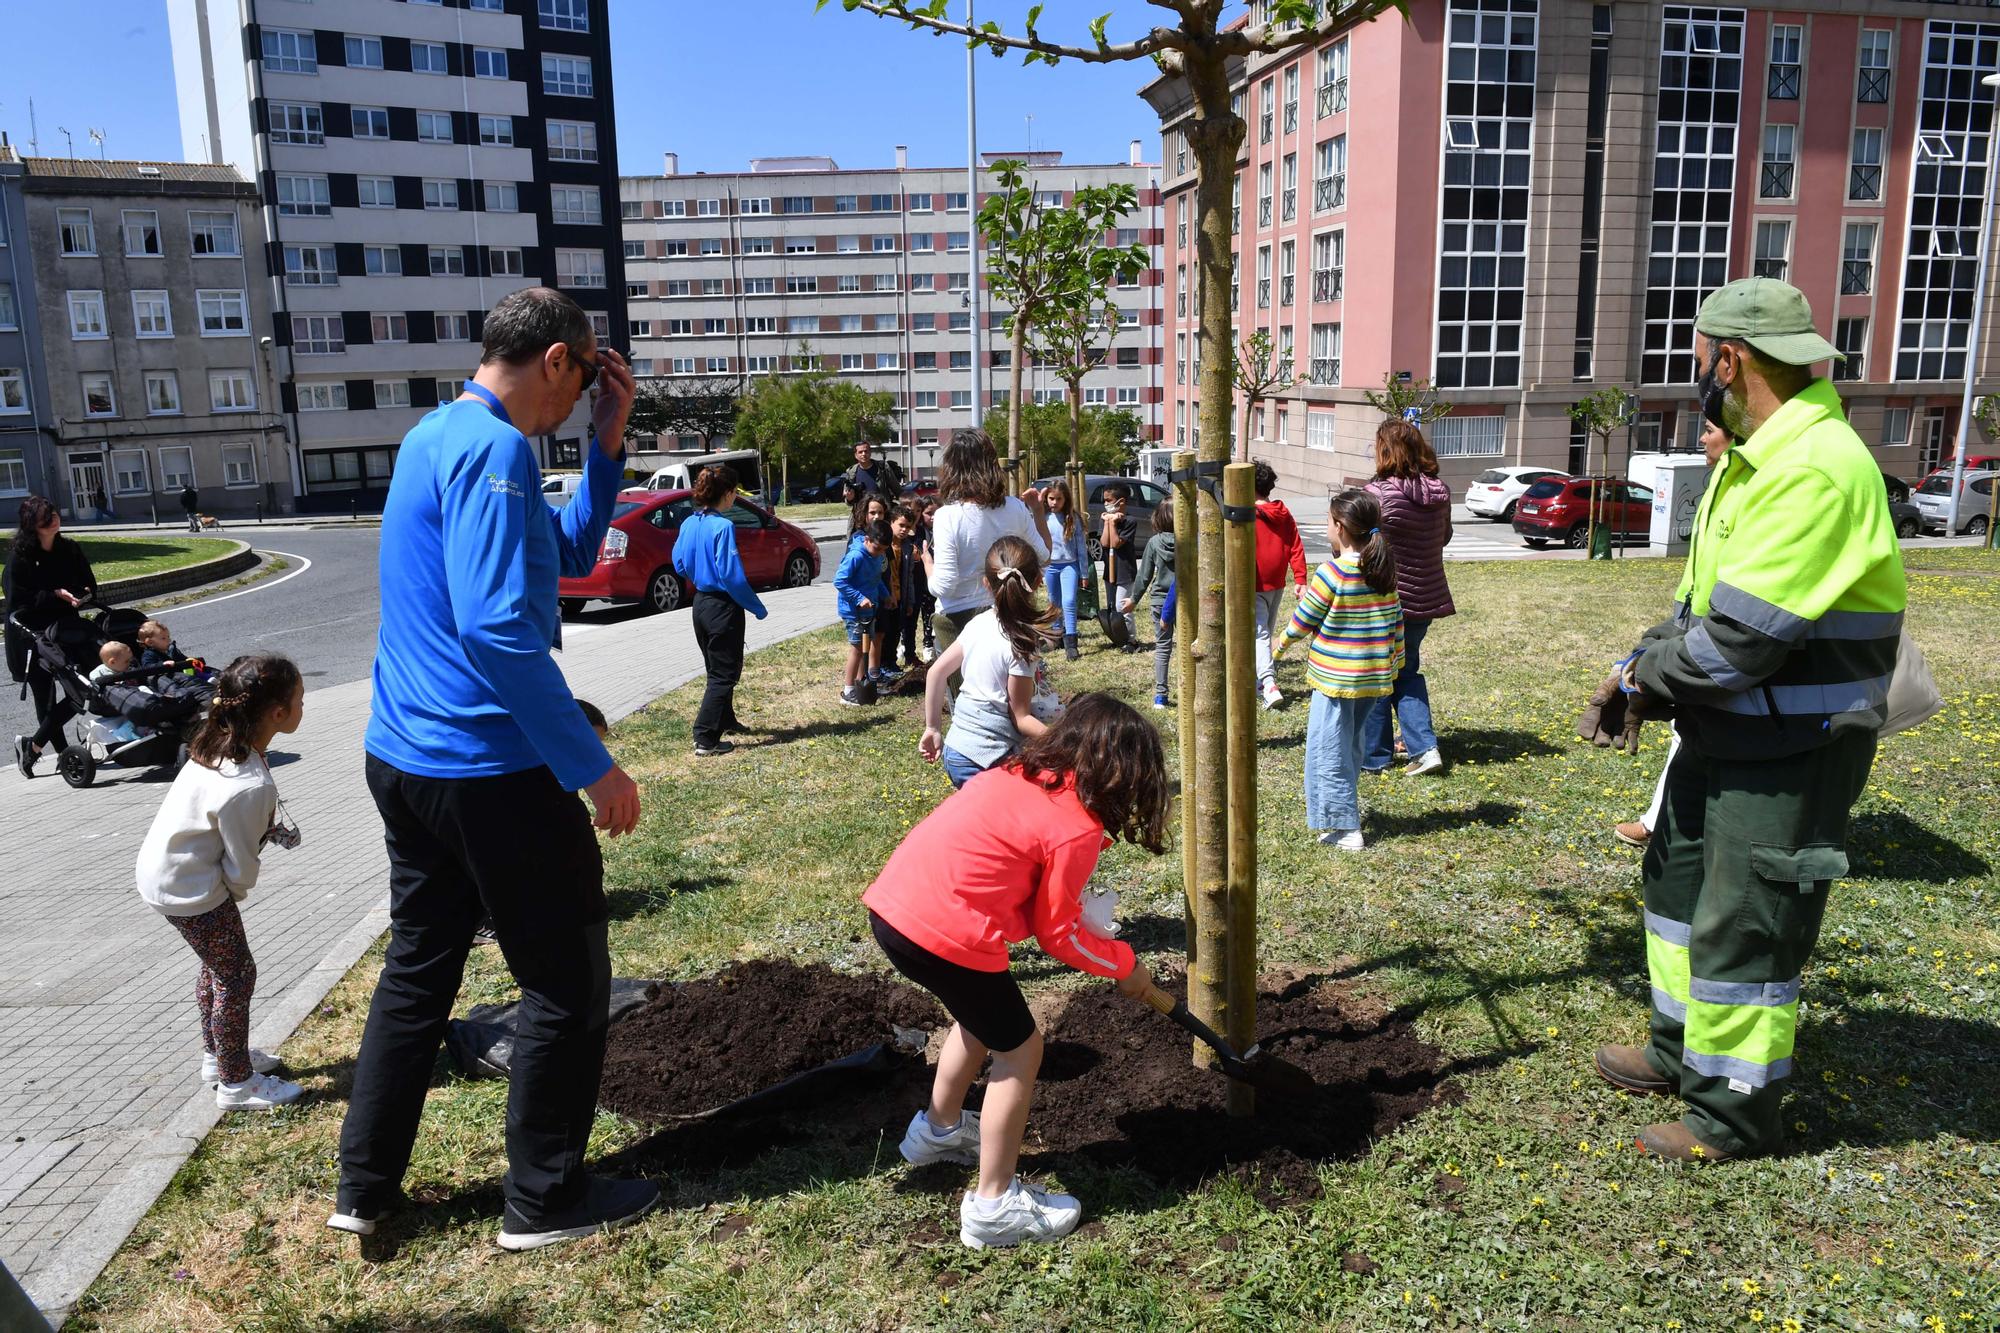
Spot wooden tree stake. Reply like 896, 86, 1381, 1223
1171, 449, 1199, 979
1221, 461, 1259, 1118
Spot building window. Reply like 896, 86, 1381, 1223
364, 245, 401, 276
80, 373, 116, 417
188, 210, 239, 256
221, 444, 256, 486
111, 450, 148, 495
1279, 240, 1296, 307
837, 274, 862, 293
1280, 152, 1298, 222
1430, 414, 1506, 457
741, 196, 771, 215
422, 179, 459, 211
1896, 19, 1993, 381
1315, 136, 1347, 212
0, 369, 26, 415
375, 379, 412, 408
276, 174, 331, 217
786, 275, 817, 294
1832, 317, 1866, 382
1752, 219, 1791, 279
291, 314, 343, 355
1260, 75, 1275, 144
1256, 245, 1271, 309
1309, 322, 1341, 385
1883, 406, 1910, 448
548, 120, 598, 162
283, 245, 337, 287
348, 177, 390, 210
478, 115, 514, 147
551, 185, 601, 225
947, 232, 971, 253
484, 182, 519, 212
352, 107, 389, 139
1858, 30, 1891, 104
491, 248, 524, 277
57, 208, 95, 255
210, 371, 254, 412
0, 284, 15, 331
159, 446, 194, 488
1258, 163, 1273, 228
873, 235, 898, 252
1767, 24, 1801, 99
412, 41, 448, 74
473, 48, 508, 79
1841, 222, 1876, 295
1318, 38, 1349, 118
1642, 6, 1745, 385
372, 313, 409, 343
1312, 229, 1344, 302
268, 102, 322, 146
345, 36, 383, 69
837, 235, 861, 254
539, 0, 589, 31
698, 198, 723, 217
556, 249, 606, 288
435, 314, 471, 342
67, 291, 107, 339
131, 290, 172, 337
261, 28, 316, 73
542, 54, 593, 97
1284, 64, 1300, 134
1849, 128, 1884, 201
1759, 123, 1796, 199
1306, 409, 1336, 451
428, 246, 466, 276
416, 112, 453, 144
298, 382, 349, 412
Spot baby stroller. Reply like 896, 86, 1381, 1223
8, 601, 214, 788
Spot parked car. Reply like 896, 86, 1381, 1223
1512, 477, 1655, 549
1911, 468, 1996, 537
1032, 474, 1171, 563
902, 477, 940, 500
1465, 466, 1568, 521
557, 489, 820, 617
1881, 472, 1912, 505
541, 472, 585, 506
1888, 498, 1924, 539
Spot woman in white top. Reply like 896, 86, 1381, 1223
135, 653, 306, 1111
922, 429, 1049, 694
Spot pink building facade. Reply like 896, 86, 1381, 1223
1144, 1, 2000, 494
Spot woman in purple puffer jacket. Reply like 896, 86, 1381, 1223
1363, 421, 1454, 774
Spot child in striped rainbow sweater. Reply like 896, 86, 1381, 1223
1275, 488, 1405, 851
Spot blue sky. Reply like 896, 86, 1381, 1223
2, 1, 1169, 173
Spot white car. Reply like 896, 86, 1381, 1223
1465, 467, 1569, 521
1911, 469, 1996, 537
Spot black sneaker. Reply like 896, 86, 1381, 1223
694, 739, 735, 757
472, 925, 499, 946
14, 736, 36, 780
839, 686, 866, 708
496, 1175, 662, 1252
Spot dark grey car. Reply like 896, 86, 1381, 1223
1033, 474, 1171, 564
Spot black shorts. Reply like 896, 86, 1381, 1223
869, 911, 1036, 1053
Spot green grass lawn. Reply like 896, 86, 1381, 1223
75, 553, 1999, 1332
75, 536, 236, 584
774, 501, 853, 524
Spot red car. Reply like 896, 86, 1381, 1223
1513, 477, 1655, 549
558, 489, 820, 617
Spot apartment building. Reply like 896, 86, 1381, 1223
0, 140, 57, 507
1145, 0, 2000, 495
0, 148, 292, 520
170, 0, 626, 511
620, 148, 1166, 473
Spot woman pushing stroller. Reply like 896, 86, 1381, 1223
6, 497, 98, 778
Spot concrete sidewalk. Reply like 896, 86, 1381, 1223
0, 585, 840, 1325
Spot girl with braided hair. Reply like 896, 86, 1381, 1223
135, 654, 306, 1110
919, 534, 1060, 788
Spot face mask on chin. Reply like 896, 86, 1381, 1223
1696, 342, 1756, 439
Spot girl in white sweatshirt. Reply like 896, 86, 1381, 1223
136, 654, 305, 1110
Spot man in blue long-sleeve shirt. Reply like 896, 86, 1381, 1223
672, 465, 767, 756
333, 288, 661, 1252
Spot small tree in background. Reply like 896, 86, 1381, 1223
1030, 206, 1148, 500
1233, 329, 1304, 458
983, 402, 1145, 479
733, 344, 896, 500
625, 375, 745, 451
1363, 372, 1454, 426
1567, 388, 1638, 559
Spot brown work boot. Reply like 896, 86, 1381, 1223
1634, 1121, 1736, 1162
1614, 820, 1650, 848
1594, 1044, 1672, 1096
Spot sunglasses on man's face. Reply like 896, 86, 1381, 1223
566, 345, 599, 394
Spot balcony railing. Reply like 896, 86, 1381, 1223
1315, 174, 1346, 211
1259, 198, 1273, 227
1312, 268, 1344, 302
1280, 274, 1295, 306
1281, 188, 1296, 221
1309, 357, 1339, 386
1260, 112, 1273, 143
1760, 161, 1794, 198
1176, 294, 1187, 317
1284, 102, 1298, 134
1858, 67, 1889, 104
1768, 63, 1801, 99
1841, 259, 1873, 296
1752, 257, 1788, 279
1177, 222, 1187, 247
1317, 78, 1348, 118
1256, 279, 1271, 309
1849, 164, 1882, 201
1231, 281, 1240, 309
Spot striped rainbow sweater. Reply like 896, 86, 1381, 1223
1280, 556, 1405, 699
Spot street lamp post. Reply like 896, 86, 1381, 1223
965, 0, 984, 435
1946, 71, 2000, 535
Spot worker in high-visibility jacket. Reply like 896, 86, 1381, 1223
1594, 278, 1907, 1161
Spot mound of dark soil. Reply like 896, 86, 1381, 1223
1029, 974, 1458, 1197
598, 960, 945, 1123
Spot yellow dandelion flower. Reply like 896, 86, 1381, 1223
1742, 1279, 1761, 1295
1751, 1312, 1765, 1325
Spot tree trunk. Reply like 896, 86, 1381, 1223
1221, 461, 1259, 1117
1007, 319, 1028, 490
1186, 50, 1247, 1087
1066, 381, 1086, 528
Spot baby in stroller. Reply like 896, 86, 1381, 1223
25, 604, 216, 787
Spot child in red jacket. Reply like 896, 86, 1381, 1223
863, 693, 1168, 1249
1252, 460, 1309, 708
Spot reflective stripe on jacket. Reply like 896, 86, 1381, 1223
1635, 379, 1906, 760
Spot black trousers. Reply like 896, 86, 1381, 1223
27, 663, 74, 750
876, 605, 905, 668
340, 756, 610, 1220
691, 591, 745, 746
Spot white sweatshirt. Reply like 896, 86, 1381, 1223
928, 496, 1050, 615
135, 754, 279, 917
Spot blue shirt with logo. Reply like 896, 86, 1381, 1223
365, 395, 621, 791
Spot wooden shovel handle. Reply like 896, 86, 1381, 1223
1138, 980, 1180, 1017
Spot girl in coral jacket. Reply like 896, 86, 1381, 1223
862, 693, 1169, 1250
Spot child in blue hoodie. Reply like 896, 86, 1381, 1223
836, 520, 890, 706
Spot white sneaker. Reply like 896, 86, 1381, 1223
958, 1177, 1082, 1249
898, 1109, 982, 1167
1260, 681, 1283, 710
215, 1072, 302, 1111
1405, 748, 1445, 776
201, 1048, 281, 1086
1317, 830, 1366, 852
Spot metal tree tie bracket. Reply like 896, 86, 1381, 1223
1170, 460, 1256, 523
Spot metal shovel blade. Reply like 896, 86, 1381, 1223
1137, 982, 1318, 1100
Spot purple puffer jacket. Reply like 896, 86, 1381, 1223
1367, 474, 1456, 621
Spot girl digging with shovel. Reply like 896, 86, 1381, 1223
863, 694, 1168, 1248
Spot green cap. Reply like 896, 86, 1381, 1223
1695, 277, 1843, 366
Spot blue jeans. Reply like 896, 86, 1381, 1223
1305, 691, 1369, 833
940, 744, 987, 789
1045, 562, 1080, 635
1362, 617, 1435, 768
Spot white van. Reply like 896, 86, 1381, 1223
641, 449, 765, 497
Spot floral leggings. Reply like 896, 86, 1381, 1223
167, 899, 257, 1084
